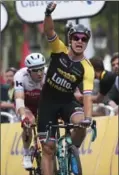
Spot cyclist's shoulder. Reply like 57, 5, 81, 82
14, 67, 28, 79
81, 58, 94, 75
48, 34, 68, 54
81, 58, 93, 67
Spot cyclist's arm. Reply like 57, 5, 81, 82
83, 64, 95, 118
44, 14, 67, 53
74, 87, 83, 103
14, 72, 26, 118
44, 14, 56, 41
14, 91, 25, 117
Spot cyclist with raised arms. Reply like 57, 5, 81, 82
37, 2, 94, 175
14, 53, 46, 169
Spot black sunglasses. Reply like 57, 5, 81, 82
72, 35, 88, 43
31, 67, 44, 72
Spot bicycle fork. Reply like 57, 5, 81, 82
57, 137, 69, 175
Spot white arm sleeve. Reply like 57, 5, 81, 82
14, 70, 24, 92
14, 70, 25, 112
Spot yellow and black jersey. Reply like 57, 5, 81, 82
42, 35, 94, 102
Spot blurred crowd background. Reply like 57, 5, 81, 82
0, 1, 118, 123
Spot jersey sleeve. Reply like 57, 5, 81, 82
82, 60, 95, 95
47, 34, 68, 54
14, 71, 24, 92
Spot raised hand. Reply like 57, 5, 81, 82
45, 2, 57, 16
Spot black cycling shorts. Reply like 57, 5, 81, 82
37, 100, 83, 141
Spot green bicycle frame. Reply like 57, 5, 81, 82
56, 135, 72, 175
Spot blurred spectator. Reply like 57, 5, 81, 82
90, 57, 116, 105
102, 52, 119, 109
5, 67, 17, 102
0, 67, 17, 122
0, 74, 5, 84
0, 83, 14, 122
106, 76, 119, 107
111, 52, 119, 75
0, 59, 5, 84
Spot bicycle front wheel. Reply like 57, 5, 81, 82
29, 146, 42, 175
68, 145, 82, 175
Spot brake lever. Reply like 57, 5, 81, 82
45, 122, 52, 143
79, 120, 92, 128
91, 120, 97, 142
79, 120, 97, 141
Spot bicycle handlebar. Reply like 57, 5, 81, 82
46, 120, 96, 130
45, 120, 97, 142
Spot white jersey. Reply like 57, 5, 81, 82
14, 67, 47, 116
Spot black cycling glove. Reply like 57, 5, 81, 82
45, 2, 57, 16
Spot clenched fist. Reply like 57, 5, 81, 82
45, 2, 57, 16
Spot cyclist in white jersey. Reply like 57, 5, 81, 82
14, 53, 46, 169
